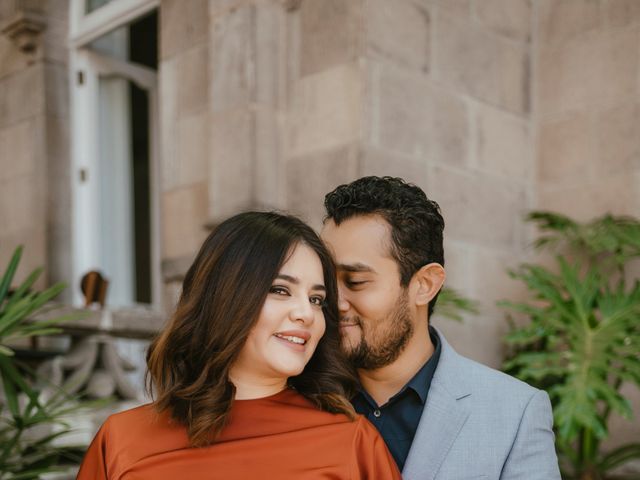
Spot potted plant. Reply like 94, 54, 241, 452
0, 246, 84, 479
501, 212, 640, 480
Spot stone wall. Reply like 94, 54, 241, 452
281, 0, 535, 367
533, 0, 640, 451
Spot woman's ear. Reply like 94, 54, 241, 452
412, 263, 446, 306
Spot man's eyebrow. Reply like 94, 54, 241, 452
336, 263, 376, 274
275, 274, 326, 291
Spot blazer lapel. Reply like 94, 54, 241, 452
402, 330, 471, 480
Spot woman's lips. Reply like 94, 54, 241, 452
273, 330, 311, 352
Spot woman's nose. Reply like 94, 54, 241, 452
290, 297, 314, 324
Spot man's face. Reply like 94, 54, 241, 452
321, 214, 416, 370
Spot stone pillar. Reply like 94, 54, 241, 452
0, 0, 70, 294
158, 0, 211, 308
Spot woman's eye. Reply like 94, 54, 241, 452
269, 286, 289, 296
345, 280, 366, 288
310, 296, 326, 307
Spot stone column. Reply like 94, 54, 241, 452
0, 0, 70, 294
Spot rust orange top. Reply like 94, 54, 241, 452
77, 388, 402, 479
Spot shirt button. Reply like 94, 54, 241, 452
373, 409, 381, 418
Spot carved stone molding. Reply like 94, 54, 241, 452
1, 10, 46, 55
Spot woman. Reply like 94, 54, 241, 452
77, 211, 401, 479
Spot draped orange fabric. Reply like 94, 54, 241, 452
76, 388, 402, 479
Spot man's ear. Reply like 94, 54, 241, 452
412, 263, 446, 306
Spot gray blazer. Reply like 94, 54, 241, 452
402, 329, 561, 480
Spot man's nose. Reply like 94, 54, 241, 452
337, 285, 350, 314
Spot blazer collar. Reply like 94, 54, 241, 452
402, 328, 471, 480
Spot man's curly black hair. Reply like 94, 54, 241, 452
324, 176, 445, 318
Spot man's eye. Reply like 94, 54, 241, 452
345, 280, 367, 288
269, 286, 289, 296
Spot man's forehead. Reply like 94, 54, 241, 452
321, 215, 395, 263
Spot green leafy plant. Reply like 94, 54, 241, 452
435, 286, 479, 322
0, 246, 84, 479
501, 212, 640, 480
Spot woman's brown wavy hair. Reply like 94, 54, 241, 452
146, 211, 357, 446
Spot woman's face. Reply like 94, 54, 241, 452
231, 243, 327, 385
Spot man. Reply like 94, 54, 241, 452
321, 176, 560, 480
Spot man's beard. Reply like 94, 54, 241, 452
343, 293, 414, 370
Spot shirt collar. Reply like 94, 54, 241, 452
354, 326, 442, 406
403, 326, 441, 404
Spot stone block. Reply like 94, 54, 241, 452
596, 102, 640, 176
162, 182, 209, 259
176, 110, 209, 187
159, 55, 178, 190
435, 306, 506, 368
43, 16, 68, 64
373, 64, 469, 165
537, 28, 639, 115
441, 238, 473, 294
47, 222, 72, 289
0, 34, 31, 79
286, 144, 359, 228
255, 1, 283, 107
477, 106, 531, 180
254, 107, 283, 209
299, 0, 363, 76
357, 146, 428, 192
208, 108, 253, 220
604, 0, 640, 27
162, 279, 182, 315
0, 64, 44, 126
537, 111, 594, 183
45, 115, 71, 231
0, 120, 35, 180
424, 0, 470, 17
288, 63, 362, 157
471, 249, 529, 307
45, 114, 70, 183
474, 0, 531, 42
160, 0, 208, 60
0, 174, 42, 234
209, 0, 244, 16
435, 14, 529, 114
537, 0, 601, 45
177, 43, 208, 117
209, 4, 254, 112
0, 227, 47, 290
366, 0, 430, 72
44, 61, 68, 117
427, 164, 527, 248
537, 172, 639, 221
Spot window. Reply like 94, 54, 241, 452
70, 0, 160, 307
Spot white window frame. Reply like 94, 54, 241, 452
69, 0, 162, 308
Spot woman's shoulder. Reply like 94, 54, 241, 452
99, 403, 189, 461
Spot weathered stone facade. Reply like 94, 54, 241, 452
0, 0, 638, 449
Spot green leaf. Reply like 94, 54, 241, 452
0, 345, 14, 357
0, 246, 22, 308
598, 443, 640, 473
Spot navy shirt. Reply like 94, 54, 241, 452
352, 327, 441, 471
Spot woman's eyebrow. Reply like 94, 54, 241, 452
275, 274, 326, 291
